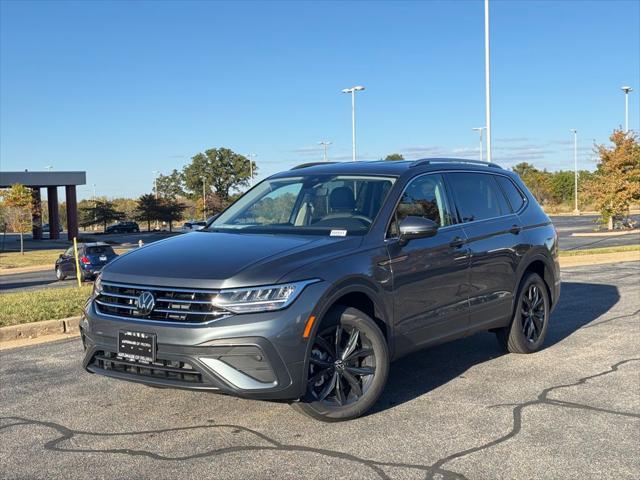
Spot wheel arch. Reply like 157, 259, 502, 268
516, 253, 557, 309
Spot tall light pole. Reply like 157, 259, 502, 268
201, 176, 207, 221
484, 0, 492, 163
318, 141, 332, 162
570, 129, 579, 214
621, 86, 633, 133
246, 153, 257, 186
472, 127, 486, 162
152, 170, 159, 199
342, 86, 365, 161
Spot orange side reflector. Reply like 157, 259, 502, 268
302, 315, 316, 338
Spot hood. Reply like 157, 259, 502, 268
101, 231, 361, 289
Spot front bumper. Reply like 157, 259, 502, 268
80, 282, 326, 400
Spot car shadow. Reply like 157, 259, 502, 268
370, 281, 620, 415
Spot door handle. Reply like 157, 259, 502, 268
509, 225, 522, 235
449, 236, 465, 248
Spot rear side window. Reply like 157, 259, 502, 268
495, 175, 526, 212
447, 172, 510, 222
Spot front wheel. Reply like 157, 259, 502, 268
496, 272, 550, 354
292, 306, 389, 422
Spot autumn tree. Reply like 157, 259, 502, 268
0, 184, 33, 254
157, 198, 187, 232
583, 129, 640, 229
512, 162, 553, 205
384, 153, 405, 161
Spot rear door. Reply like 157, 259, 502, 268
387, 173, 471, 354
60, 247, 75, 275
445, 171, 523, 330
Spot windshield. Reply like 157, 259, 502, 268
208, 175, 395, 235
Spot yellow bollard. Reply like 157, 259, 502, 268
73, 237, 82, 288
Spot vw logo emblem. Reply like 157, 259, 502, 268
136, 291, 155, 316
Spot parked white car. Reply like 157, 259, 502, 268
182, 220, 207, 231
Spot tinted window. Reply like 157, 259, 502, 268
388, 174, 453, 237
495, 175, 526, 212
447, 172, 510, 222
86, 246, 115, 255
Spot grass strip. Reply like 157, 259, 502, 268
559, 244, 640, 256
0, 248, 128, 270
0, 285, 92, 327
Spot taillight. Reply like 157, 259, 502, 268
80, 256, 91, 265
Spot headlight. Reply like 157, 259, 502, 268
212, 279, 319, 314
92, 275, 103, 298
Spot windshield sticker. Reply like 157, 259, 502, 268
330, 229, 347, 237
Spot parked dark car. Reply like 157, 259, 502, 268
42, 223, 63, 233
81, 159, 560, 421
105, 222, 140, 234
55, 242, 119, 281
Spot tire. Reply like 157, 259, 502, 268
79, 269, 88, 282
496, 272, 550, 354
292, 306, 389, 422
55, 267, 66, 281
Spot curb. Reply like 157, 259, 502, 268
0, 316, 81, 342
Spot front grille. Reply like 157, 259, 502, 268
91, 350, 204, 384
95, 281, 232, 324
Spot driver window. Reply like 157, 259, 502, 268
388, 174, 453, 237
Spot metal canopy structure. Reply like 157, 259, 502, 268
0, 171, 87, 241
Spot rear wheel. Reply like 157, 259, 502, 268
292, 306, 389, 422
55, 267, 66, 281
496, 272, 550, 354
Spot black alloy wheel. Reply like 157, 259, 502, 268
292, 306, 389, 422
496, 272, 550, 354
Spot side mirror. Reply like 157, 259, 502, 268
398, 216, 438, 245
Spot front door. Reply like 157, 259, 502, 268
387, 173, 470, 355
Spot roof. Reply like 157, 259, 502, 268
0, 171, 86, 188
273, 158, 503, 178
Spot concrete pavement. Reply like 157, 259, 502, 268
1, 261, 638, 479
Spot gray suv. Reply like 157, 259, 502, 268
81, 159, 560, 421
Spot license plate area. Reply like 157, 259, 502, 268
118, 331, 156, 362
99, 255, 107, 262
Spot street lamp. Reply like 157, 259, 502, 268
201, 176, 207, 221
152, 170, 159, 199
318, 141, 332, 162
472, 127, 486, 162
484, 0, 492, 163
246, 153, 257, 186
342, 86, 365, 162
570, 129, 579, 214
621, 86, 633, 133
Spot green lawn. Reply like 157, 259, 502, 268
0, 248, 127, 270
558, 244, 640, 256
0, 285, 92, 327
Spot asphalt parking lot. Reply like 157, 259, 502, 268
1, 261, 638, 480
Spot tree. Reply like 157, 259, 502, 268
135, 194, 161, 231
384, 153, 404, 161
157, 198, 187, 232
0, 184, 33, 254
111, 197, 138, 220
512, 162, 553, 205
583, 129, 640, 229
155, 169, 185, 199
80, 200, 125, 232
183, 148, 257, 201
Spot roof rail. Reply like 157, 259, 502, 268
410, 158, 502, 169
290, 161, 338, 170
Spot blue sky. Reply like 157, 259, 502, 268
1, 0, 639, 200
